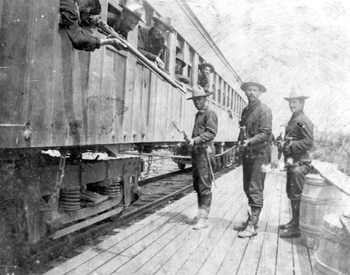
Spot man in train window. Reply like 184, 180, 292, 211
111, 1, 144, 39
175, 57, 190, 84
187, 85, 218, 230
233, 79, 272, 238
197, 62, 215, 92
279, 87, 314, 238
138, 16, 173, 70
60, 0, 131, 51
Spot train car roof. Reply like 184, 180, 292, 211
146, 0, 247, 100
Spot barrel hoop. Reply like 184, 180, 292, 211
323, 225, 350, 247
305, 179, 325, 186
299, 222, 321, 234
301, 195, 342, 205
314, 253, 348, 275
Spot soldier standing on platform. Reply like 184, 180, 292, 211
233, 79, 272, 238
187, 85, 218, 230
279, 87, 314, 238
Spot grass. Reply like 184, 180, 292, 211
311, 131, 350, 176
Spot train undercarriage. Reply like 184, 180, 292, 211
0, 147, 143, 266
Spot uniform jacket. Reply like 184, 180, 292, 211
137, 27, 164, 61
191, 106, 218, 146
285, 111, 314, 162
60, 0, 100, 51
240, 100, 272, 152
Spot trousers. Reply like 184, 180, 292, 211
192, 146, 213, 214
286, 162, 311, 200
242, 148, 270, 208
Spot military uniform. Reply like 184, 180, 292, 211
279, 87, 314, 238
191, 106, 218, 222
60, 0, 101, 51
284, 111, 314, 200
240, 100, 272, 210
137, 27, 165, 61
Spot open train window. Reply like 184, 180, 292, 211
188, 47, 195, 85
230, 89, 234, 110
176, 35, 185, 73
218, 77, 222, 104
107, 3, 122, 29
227, 86, 231, 108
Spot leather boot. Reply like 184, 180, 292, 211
193, 194, 211, 230
193, 209, 208, 230
189, 194, 201, 225
233, 210, 250, 231
238, 207, 261, 238
279, 199, 294, 230
280, 199, 301, 238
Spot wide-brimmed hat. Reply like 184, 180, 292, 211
175, 58, 186, 68
187, 85, 212, 100
152, 16, 173, 33
121, 1, 145, 23
240, 78, 266, 93
199, 63, 215, 73
284, 87, 309, 101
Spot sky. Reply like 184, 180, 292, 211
185, 0, 350, 134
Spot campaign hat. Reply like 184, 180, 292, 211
152, 16, 173, 33
121, 1, 145, 23
175, 58, 186, 68
284, 87, 309, 101
199, 63, 215, 73
187, 85, 212, 100
240, 78, 267, 93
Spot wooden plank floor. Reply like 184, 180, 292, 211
44, 167, 314, 275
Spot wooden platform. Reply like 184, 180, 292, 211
44, 167, 314, 275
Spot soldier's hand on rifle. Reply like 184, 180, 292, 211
155, 56, 165, 70
187, 138, 195, 146
242, 139, 250, 147
282, 141, 292, 155
100, 38, 126, 51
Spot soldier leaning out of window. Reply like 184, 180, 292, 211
198, 62, 215, 92
175, 57, 190, 84
59, 0, 143, 51
138, 16, 173, 70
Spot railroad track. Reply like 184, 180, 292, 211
24, 165, 236, 274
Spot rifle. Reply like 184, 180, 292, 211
172, 121, 190, 144
235, 125, 247, 165
94, 21, 186, 95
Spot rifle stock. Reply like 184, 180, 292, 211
95, 21, 186, 95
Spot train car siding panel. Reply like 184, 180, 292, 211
0, 0, 243, 150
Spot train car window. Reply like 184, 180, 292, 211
235, 92, 238, 113
107, 4, 122, 28
223, 82, 226, 107
212, 81, 216, 100
226, 85, 230, 108
231, 89, 234, 110
218, 77, 222, 105
188, 47, 195, 85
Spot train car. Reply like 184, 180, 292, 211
0, 0, 247, 264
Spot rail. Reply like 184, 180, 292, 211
123, 145, 237, 159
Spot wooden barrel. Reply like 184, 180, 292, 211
300, 174, 350, 249
314, 213, 350, 275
